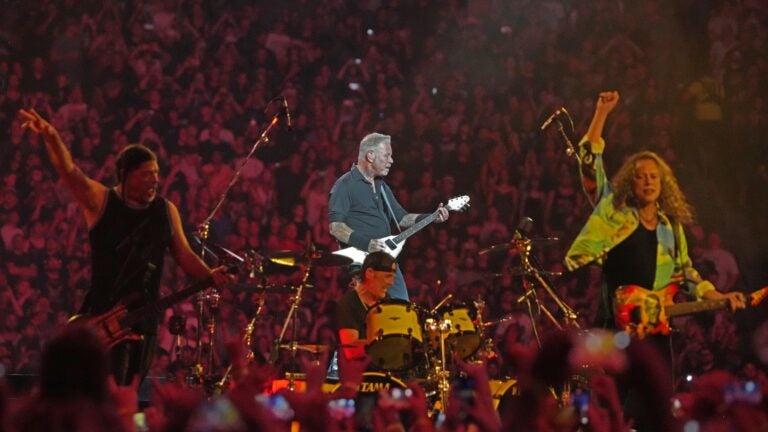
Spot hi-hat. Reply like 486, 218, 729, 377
478, 237, 559, 255
268, 250, 353, 267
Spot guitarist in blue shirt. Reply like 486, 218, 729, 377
328, 132, 450, 300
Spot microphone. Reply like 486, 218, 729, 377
514, 216, 534, 239
540, 107, 565, 130
282, 97, 292, 130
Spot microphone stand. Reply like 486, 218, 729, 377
193, 106, 285, 383
515, 237, 580, 330
555, 117, 580, 163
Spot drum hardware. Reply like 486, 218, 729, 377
267, 243, 326, 391
422, 293, 457, 412
477, 237, 560, 255
483, 218, 580, 405
278, 343, 330, 354
482, 269, 563, 278
187, 240, 261, 392
188, 98, 284, 391
168, 314, 186, 361
191, 288, 221, 385
473, 297, 497, 360
214, 295, 266, 393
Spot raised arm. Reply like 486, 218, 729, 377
19, 108, 107, 227
585, 91, 620, 145
577, 91, 620, 204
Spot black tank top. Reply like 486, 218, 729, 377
81, 189, 171, 331
603, 223, 658, 294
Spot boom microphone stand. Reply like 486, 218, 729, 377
192, 98, 289, 384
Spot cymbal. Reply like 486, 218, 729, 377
268, 250, 353, 267
280, 343, 329, 354
228, 283, 298, 294
478, 237, 559, 255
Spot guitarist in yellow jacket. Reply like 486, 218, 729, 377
564, 91, 745, 331
563, 90, 747, 430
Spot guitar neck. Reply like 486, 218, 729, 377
122, 277, 214, 329
665, 286, 768, 318
665, 299, 728, 318
391, 211, 439, 245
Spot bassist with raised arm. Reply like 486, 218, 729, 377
19, 109, 233, 386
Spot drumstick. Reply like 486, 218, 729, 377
431, 294, 453, 313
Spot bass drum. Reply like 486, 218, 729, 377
366, 300, 424, 371
326, 372, 406, 394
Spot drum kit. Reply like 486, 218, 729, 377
182, 221, 586, 423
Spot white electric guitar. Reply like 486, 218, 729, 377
333, 195, 471, 265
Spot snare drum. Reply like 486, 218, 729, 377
366, 300, 424, 370
428, 304, 481, 359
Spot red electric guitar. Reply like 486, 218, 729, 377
69, 265, 240, 348
614, 284, 768, 339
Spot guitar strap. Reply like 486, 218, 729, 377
379, 182, 402, 233
670, 219, 687, 284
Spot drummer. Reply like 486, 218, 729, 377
335, 252, 397, 361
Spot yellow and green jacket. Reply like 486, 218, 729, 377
563, 137, 715, 299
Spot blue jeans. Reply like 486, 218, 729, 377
387, 266, 409, 301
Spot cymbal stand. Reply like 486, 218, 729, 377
425, 294, 453, 412
193, 289, 221, 378
215, 295, 266, 393
516, 238, 579, 332
268, 264, 312, 391
473, 297, 496, 359
515, 237, 579, 405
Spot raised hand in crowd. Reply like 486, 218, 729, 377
108, 375, 140, 432
442, 356, 502, 432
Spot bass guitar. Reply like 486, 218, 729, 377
70, 266, 238, 348
332, 195, 470, 265
614, 284, 768, 339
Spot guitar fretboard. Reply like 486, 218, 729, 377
666, 299, 728, 317
391, 211, 439, 245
